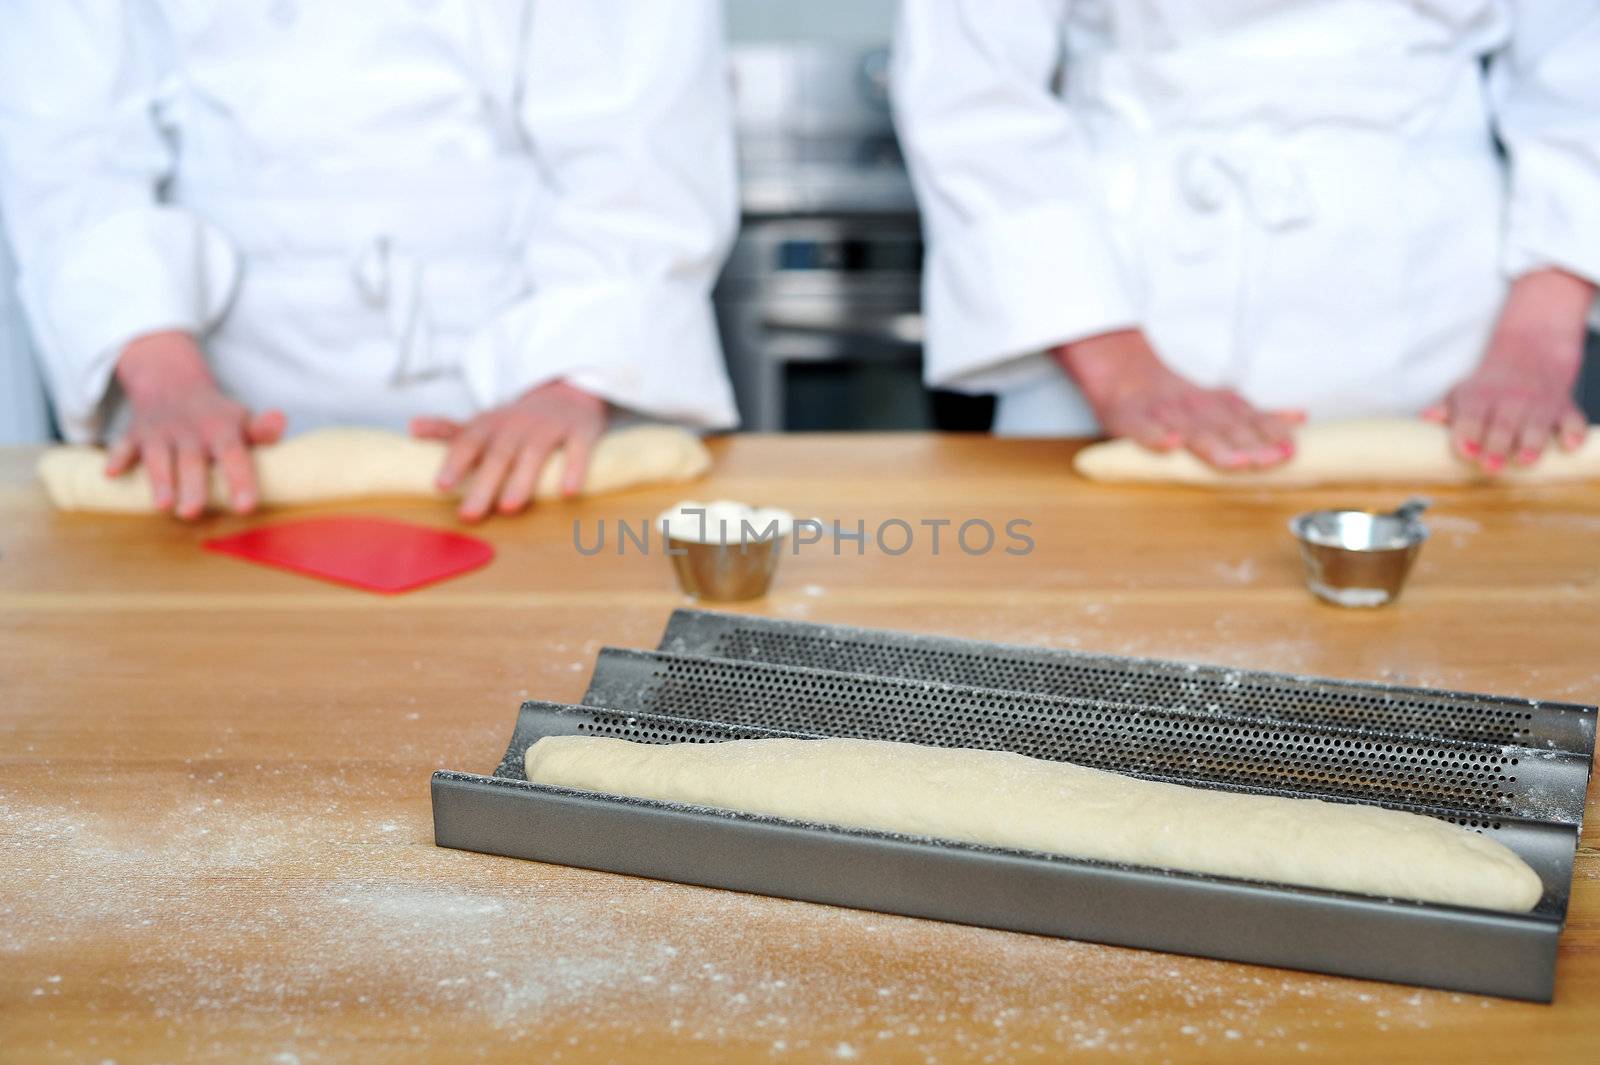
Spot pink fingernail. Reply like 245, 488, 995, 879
1461, 440, 1480, 457
1483, 455, 1504, 474
1517, 448, 1538, 465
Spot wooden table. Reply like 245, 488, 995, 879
3, 433, 1597, 1064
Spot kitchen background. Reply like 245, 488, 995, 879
0, 0, 1594, 443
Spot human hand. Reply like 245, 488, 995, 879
1056, 329, 1302, 469
1423, 268, 1594, 473
411, 379, 608, 522
107, 330, 286, 519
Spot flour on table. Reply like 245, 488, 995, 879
4, 772, 1476, 1062
1211, 559, 1258, 584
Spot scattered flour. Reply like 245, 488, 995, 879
1515, 511, 1600, 533
2, 768, 1494, 1063
10, 594, 1578, 1060
1426, 514, 1482, 547
1425, 515, 1480, 533
1211, 559, 1259, 585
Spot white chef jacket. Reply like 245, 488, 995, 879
0, 205, 52, 443
892, 0, 1600, 435
0, 0, 740, 443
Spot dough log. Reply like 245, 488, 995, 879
1074, 417, 1600, 487
36, 425, 711, 513
525, 735, 1543, 913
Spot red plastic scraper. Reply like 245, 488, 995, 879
204, 516, 494, 594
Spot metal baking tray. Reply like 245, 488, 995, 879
433, 701, 1577, 1002
432, 615, 1595, 1002
659, 609, 1596, 752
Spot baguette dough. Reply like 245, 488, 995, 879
36, 424, 710, 513
524, 735, 1543, 913
1074, 417, 1600, 487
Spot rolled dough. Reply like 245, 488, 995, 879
524, 735, 1543, 913
36, 424, 710, 513
1073, 417, 1600, 487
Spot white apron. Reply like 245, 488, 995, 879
0, 0, 739, 443
997, 41, 1503, 434
171, 160, 533, 434
893, 1, 1600, 437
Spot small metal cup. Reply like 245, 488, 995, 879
666, 535, 785, 601
1288, 508, 1429, 608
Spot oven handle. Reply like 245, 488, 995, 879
760, 308, 924, 347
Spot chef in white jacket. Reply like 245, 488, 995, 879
893, 0, 1600, 472
0, 0, 738, 520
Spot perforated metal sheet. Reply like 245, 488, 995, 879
582, 648, 1590, 829
660, 610, 1596, 753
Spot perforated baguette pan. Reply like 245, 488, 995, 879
431, 614, 1595, 1002
433, 701, 1574, 1001
660, 610, 1595, 754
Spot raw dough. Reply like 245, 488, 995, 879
524, 735, 1543, 913
1074, 417, 1600, 487
36, 425, 711, 513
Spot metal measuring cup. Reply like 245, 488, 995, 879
659, 501, 791, 602
1288, 497, 1431, 607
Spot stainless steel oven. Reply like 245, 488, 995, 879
715, 43, 992, 431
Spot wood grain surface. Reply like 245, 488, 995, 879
2, 433, 1597, 1064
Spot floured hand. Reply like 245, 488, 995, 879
107, 331, 286, 519
412, 380, 607, 522
1055, 329, 1302, 470
1425, 268, 1594, 474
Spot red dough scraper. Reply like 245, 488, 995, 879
204, 516, 494, 594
